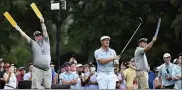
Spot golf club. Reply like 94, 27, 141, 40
155, 18, 161, 36
119, 17, 143, 56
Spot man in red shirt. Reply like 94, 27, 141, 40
16, 67, 26, 84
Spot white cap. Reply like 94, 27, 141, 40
173, 58, 177, 63
163, 53, 171, 58
100, 36, 110, 41
76, 64, 83, 67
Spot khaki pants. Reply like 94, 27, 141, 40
136, 71, 149, 89
32, 66, 52, 89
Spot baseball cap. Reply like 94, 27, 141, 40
33, 31, 42, 36
64, 62, 70, 67
138, 38, 148, 43
0, 58, 4, 62
177, 53, 182, 58
76, 64, 83, 67
163, 53, 171, 58
173, 59, 177, 64
19, 67, 25, 70
100, 36, 110, 41
4, 63, 11, 68
50, 62, 55, 67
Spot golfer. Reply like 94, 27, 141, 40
134, 36, 157, 89
15, 17, 52, 89
94, 36, 120, 89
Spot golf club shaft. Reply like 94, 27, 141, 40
120, 23, 142, 55
155, 18, 161, 36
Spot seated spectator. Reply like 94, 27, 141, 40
60, 62, 78, 89
3, 63, 17, 89
23, 63, 33, 80
16, 67, 25, 84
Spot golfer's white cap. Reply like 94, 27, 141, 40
100, 36, 110, 41
163, 53, 171, 58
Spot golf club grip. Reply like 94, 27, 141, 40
155, 18, 161, 36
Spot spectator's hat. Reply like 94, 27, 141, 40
100, 36, 110, 41
0, 58, 4, 63
50, 62, 55, 67
64, 62, 70, 67
138, 38, 148, 44
163, 53, 171, 58
76, 64, 83, 67
4, 63, 11, 68
19, 67, 25, 71
11, 64, 17, 67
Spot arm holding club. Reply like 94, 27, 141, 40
144, 36, 157, 52
40, 17, 48, 38
15, 25, 31, 43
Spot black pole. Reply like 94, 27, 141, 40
57, 10, 61, 84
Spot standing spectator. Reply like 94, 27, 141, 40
60, 62, 78, 89
148, 66, 156, 89
158, 53, 176, 89
23, 63, 33, 80
69, 55, 77, 64
50, 62, 56, 84
70, 62, 77, 74
172, 53, 182, 89
94, 36, 120, 89
0, 58, 5, 89
16, 67, 26, 84
153, 67, 162, 89
15, 17, 52, 89
123, 58, 137, 89
60, 65, 66, 73
87, 65, 98, 89
81, 64, 90, 89
134, 37, 157, 89
3, 63, 17, 89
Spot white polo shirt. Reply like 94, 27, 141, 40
94, 47, 118, 73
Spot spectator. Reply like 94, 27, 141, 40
3, 63, 17, 89
81, 64, 90, 89
75, 64, 83, 89
16, 67, 25, 84
70, 62, 77, 74
69, 55, 77, 64
153, 67, 162, 89
60, 65, 66, 73
0, 58, 5, 89
60, 62, 78, 89
158, 53, 176, 89
23, 63, 33, 80
148, 66, 156, 89
87, 65, 98, 89
123, 58, 137, 89
171, 53, 182, 89
10, 64, 17, 75
50, 62, 56, 84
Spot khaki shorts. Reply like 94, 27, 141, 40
136, 71, 149, 89
32, 66, 52, 89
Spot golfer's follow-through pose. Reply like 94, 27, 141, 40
134, 36, 157, 89
94, 36, 120, 89
15, 17, 52, 89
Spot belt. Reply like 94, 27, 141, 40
33, 65, 48, 71
5, 85, 16, 89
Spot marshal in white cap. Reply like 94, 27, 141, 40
100, 36, 110, 41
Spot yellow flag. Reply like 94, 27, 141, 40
30, 3, 42, 18
3, 12, 17, 27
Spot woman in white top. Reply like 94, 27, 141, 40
3, 63, 17, 89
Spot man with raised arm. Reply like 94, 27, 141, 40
15, 17, 52, 89
134, 37, 157, 89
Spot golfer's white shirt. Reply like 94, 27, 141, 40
94, 47, 118, 89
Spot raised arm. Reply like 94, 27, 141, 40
40, 17, 48, 38
144, 36, 157, 52
15, 25, 31, 43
